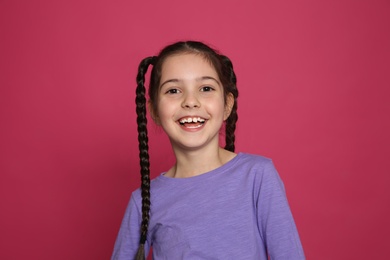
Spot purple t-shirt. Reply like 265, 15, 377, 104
112, 153, 305, 259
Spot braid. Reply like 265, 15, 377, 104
135, 56, 156, 260
221, 55, 238, 152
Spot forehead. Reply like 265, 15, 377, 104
160, 53, 219, 81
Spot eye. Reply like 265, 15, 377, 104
165, 88, 180, 94
201, 86, 214, 92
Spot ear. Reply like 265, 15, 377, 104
224, 93, 234, 121
148, 100, 161, 125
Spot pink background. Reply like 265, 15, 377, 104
1, 0, 389, 259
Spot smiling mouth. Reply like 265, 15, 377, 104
179, 117, 206, 128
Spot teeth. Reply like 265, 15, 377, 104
179, 117, 205, 124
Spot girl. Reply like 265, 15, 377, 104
112, 41, 305, 260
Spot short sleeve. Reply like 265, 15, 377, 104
256, 160, 305, 259
111, 193, 150, 260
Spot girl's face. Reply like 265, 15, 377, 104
153, 53, 233, 152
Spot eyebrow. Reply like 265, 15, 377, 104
160, 76, 221, 88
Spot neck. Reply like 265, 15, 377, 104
167, 145, 236, 178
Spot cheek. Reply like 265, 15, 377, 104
209, 100, 227, 119
156, 100, 174, 121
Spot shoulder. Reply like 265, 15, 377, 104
234, 152, 275, 172
130, 174, 169, 205
234, 153, 283, 186
236, 152, 272, 164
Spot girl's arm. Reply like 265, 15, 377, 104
111, 194, 150, 260
256, 160, 305, 259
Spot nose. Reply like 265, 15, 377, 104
181, 92, 200, 109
